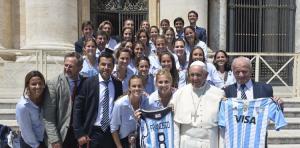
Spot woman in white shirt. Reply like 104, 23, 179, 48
213, 50, 236, 87
111, 75, 148, 148
16, 71, 47, 148
187, 47, 224, 88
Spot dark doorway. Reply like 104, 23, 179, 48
90, 0, 148, 37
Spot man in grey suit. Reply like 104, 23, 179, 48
43, 52, 85, 148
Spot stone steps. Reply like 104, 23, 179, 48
0, 120, 18, 130
268, 144, 300, 148
269, 118, 300, 130
0, 98, 19, 109
0, 109, 16, 120
268, 130, 300, 144
282, 98, 300, 108
0, 94, 299, 146
284, 108, 300, 118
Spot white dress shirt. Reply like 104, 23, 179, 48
237, 80, 254, 100
94, 74, 115, 126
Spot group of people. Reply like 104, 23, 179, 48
15, 10, 284, 148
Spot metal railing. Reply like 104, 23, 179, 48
0, 49, 299, 97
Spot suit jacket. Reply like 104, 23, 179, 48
73, 75, 123, 139
224, 80, 274, 148
224, 80, 273, 99
74, 37, 85, 54
43, 73, 86, 144
195, 26, 207, 43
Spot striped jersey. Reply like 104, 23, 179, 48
218, 97, 287, 148
139, 107, 174, 148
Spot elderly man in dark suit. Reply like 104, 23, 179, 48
224, 56, 283, 148
224, 56, 273, 99
73, 52, 123, 148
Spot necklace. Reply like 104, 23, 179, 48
190, 84, 208, 122
190, 89, 202, 122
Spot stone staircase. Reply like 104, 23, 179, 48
0, 88, 299, 147
268, 98, 300, 148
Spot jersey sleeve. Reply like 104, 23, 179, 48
218, 100, 226, 127
268, 101, 287, 130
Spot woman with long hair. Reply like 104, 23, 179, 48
159, 51, 179, 88
136, 29, 153, 56
136, 56, 155, 95
184, 26, 208, 59
213, 50, 236, 87
113, 48, 135, 93
164, 27, 176, 52
174, 38, 189, 88
147, 69, 175, 110
188, 46, 224, 88
16, 70, 47, 148
80, 38, 99, 77
111, 75, 148, 148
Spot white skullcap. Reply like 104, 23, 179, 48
189, 61, 207, 72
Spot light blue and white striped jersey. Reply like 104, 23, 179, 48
140, 107, 174, 148
218, 97, 287, 148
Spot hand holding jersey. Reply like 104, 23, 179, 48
218, 97, 287, 148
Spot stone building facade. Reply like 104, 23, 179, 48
0, 0, 299, 53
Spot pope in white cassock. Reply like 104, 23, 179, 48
171, 61, 225, 148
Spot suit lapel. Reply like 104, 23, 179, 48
94, 75, 100, 108
232, 83, 238, 97
252, 81, 259, 99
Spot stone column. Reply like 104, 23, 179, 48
160, 0, 208, 29
21, 0, 78, 50
295, 0, 300, 53
149, 0, 160, 26
0, 0, 12, 49
208, 0, 227, 51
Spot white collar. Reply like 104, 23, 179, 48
98, 73, 112, 83
237, 80, 253, 90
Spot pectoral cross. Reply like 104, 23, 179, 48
191, 113, 199, 122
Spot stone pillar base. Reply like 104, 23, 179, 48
21, 43, 74, 50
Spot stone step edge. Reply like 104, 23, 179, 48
0, 99, 19, 103
268, 130, 300, 138
268, 144, 300, 148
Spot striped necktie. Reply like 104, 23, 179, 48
101, 80, 110, 131
240, 84, 247, 100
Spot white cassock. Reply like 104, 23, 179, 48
170, 83, 225, 148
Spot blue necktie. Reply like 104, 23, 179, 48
240, 84, 247, 100
101, 80, 110, 131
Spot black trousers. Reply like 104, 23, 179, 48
81, 126, 116, 148
62, 126, 78, 148
20, 136, 46, 148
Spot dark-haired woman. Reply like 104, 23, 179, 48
159, 51, 179, 88
188, 47, 224, 88
136, 29, 154, 56
184, 26, 208, 59
16, 71, 47, 148
80, 38, 99, 77
136, 56, 155, 95
113, 48, 135, 93
213, 50, 236, 87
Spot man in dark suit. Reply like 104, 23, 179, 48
43, 52, 85, 148
224, 56, 283, 148
73, 52, 123, 148
74, 21, 94, 54
188, 10, 207, 43
224, 56, 273, 99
